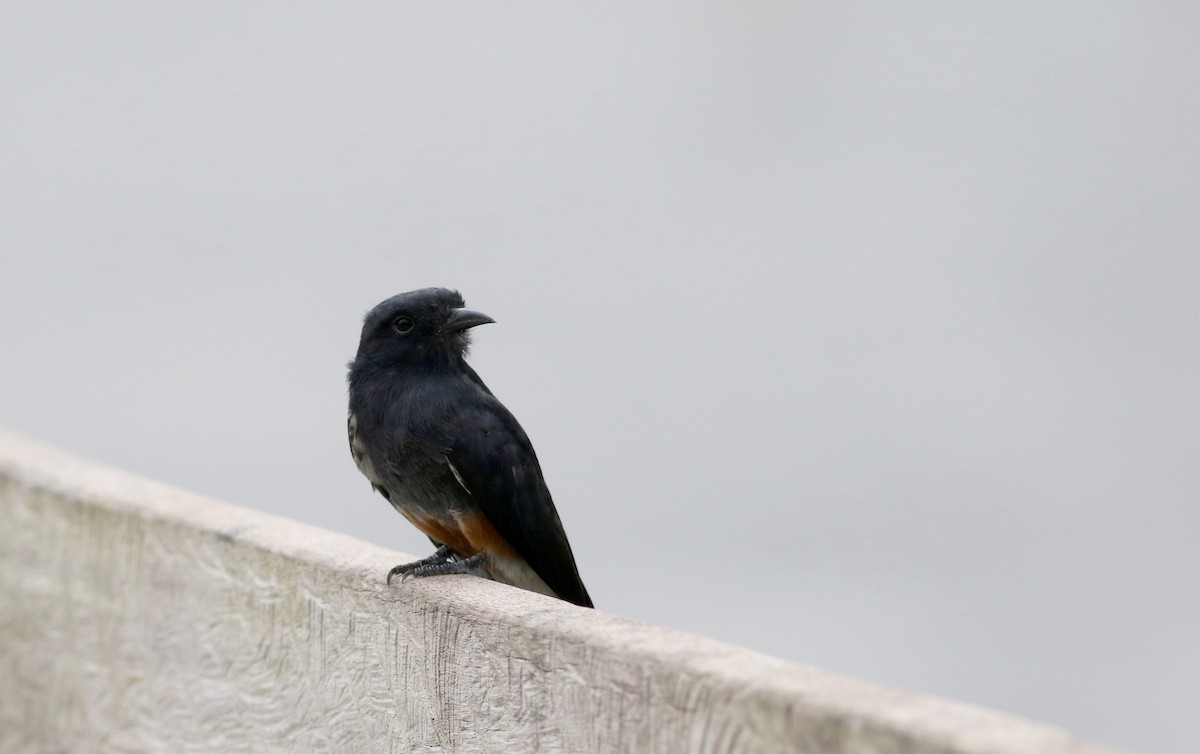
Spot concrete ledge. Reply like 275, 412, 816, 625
0, 428, 1121, 754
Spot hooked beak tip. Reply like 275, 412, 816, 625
443, 308, 495, 333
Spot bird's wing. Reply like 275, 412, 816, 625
444, 397, 592, 608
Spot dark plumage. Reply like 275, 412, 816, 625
347, 288, 592, 608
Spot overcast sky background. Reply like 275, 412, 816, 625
2, 3, 1197, 752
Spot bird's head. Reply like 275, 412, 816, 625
350, 288, 494, 374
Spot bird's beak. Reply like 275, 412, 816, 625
442, 308, 495, 333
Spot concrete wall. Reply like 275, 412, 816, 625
0, 428, 1121, 754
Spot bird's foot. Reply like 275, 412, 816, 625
389, 552, 487, 585
387, 544, 454, 585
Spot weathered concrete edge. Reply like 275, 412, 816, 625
0, 428, 1123, 754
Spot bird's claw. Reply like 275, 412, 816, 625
386, 545, 475, 585
387, 552, 486, 585
387, 544, 454, 585
386, 564, 403, 586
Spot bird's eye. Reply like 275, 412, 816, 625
393, 316, 415, 334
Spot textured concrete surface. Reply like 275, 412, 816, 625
0, 428, 1122, 754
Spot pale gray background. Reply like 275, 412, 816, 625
1, 3, 1196, 753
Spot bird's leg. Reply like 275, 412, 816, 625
387, 544, 454, 585
402, 552, 488, 581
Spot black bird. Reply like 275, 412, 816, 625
347, 288, 593, 608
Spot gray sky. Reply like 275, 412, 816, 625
2, 3, 1197, 752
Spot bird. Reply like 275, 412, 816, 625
347, 288, 593, 608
